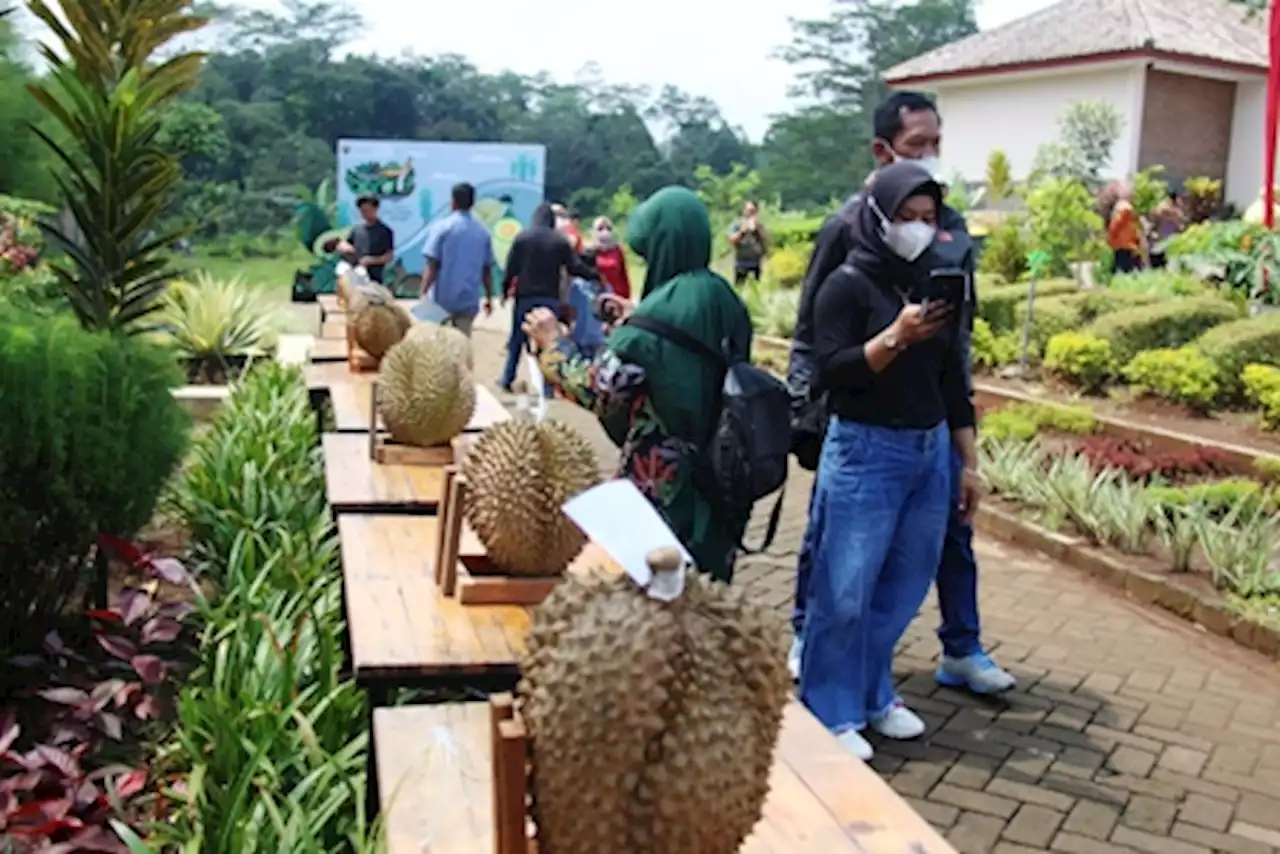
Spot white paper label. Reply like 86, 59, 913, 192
562, 480, 691, 601
524, 352, 548, 423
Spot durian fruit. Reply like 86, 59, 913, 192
377, 325, 476, 447
518, 548, 790, 854
348, 282, 412, 358
461, 420, 599, 575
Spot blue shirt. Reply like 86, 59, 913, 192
567, 277, 608, 352
424, 211, 494, 316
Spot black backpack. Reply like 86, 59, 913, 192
625, 316, 792, 552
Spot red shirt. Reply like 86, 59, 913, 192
593, 245, 631, 300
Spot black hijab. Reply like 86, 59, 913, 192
848, 160, 944, 285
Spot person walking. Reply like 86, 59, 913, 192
591, 216, 632, 301
729, 200, 768, 285
522, 186, 754, 582
416, 182, 494, 336
499, 203, 596, 394
786, 91, 1016, 696
1108, 183, 1144, 273
801, 162, 978, 761
339, 195, 395, 284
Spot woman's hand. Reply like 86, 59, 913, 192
891, 301, 953, 347
598, 294, 632, 334
522, 307, 562, 351
958, 467, 982, 525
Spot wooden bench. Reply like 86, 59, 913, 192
372, 699, 957, 854
323, 433, 446, 513
327, 379, 509, 434
318, 293, 417, 323
321, 317, 348, 339
309, 336, 349, 363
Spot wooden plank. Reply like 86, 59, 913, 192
310, 336, 349, 363
373, 700, 956, 854
323, 433, 444, 513
329, 381, 510, 434
318, 293, 343, 319
306, 359, 367, 391
321, 318, 348, 339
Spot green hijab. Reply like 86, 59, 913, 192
608, 187, 753, 443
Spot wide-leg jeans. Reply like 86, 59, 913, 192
799, 417, 951, 733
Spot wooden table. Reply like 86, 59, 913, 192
321, 317, 348, 339
310, 336, 349, 363
323, 433, 445, 513
373, 700, 957, 854
328, 380, 510, 434
318, 294, 418, 322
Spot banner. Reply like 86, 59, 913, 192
334, 139, 547, 278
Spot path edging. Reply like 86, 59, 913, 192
976, 502, 1280, 661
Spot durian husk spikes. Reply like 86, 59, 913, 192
461, 420, 600, 576
376, 324, 476, 447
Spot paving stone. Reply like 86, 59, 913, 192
1230, 821, 1280, 849
1121, 795, 1177, 834
1050, 830, 1138, 853
931, 782, 1020, 819
1173, 822, 1274, 854
1106, 746, 1158, 778
1061, 800, 1119, 839
986, 777, 1077, 813
947, 811, 1007, 854
1002, 805, 1065, 848
901, 796, 960, 829
1177, 793, 1234, 832
1110, 825, 1212, 854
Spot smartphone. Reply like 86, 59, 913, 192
919, 267, 967, 305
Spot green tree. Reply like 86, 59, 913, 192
0, 15, 58, 201
985, 149, 1012, 202
1025, 178, 1104, 276
1031, 101, 1123, 188
28, 0, 208, 333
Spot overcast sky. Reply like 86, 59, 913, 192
335, 0, 1061, 141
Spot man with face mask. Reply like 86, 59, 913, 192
786, 91, 1017, 697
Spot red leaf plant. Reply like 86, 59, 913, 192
1073, 436, 1229, 483
1, 538, 194, 851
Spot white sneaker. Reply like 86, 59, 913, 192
870, 701, 926, 740
787, 638, 803, 682
936, 653, 1018, 695
837, 728, 874, 761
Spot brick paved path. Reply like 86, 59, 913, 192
467, 319, 1280, 854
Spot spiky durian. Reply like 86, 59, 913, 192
461, 420, 599, 576
348, 283, 411, 358
376, 325, 475, 447
518, 549, 790, 854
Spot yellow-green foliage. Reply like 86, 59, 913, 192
1148, 478, 1277, 518
1122, 347, 1220, 413
985, 149, 1013, 201
970, 317, 1019, 371
980, 401, 1096, 441
1242, 363, 1280, 428
977, 278, 1079, 334
1195, 313, 1280, 400
1253, 455, 1280, 482
765, 246, 808, 288
977, 215, 1028, 284
1084, 295, 1239, 364
1044, 331, 1115, 392
1015, 290, 1158, 356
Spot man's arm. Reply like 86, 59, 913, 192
501, 237, 523, 295
421, 223, 444, 295
728, 219, 744, 246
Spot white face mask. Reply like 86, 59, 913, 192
885, 221, 937, 262
910, 155, 943, 179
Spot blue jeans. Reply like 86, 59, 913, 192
792, 446, 983, 658
799, 418, 951, 732
501, 295, 558, 396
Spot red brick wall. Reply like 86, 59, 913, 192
1137, 69, 1235, 183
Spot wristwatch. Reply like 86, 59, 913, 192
883, 331, 901, 350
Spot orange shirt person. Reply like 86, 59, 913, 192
1108, 186, 1143, 274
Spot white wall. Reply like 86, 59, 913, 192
1227, 79, 1270, 209
924, 62, 1145, 184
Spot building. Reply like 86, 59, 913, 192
883, 0, 1270, 208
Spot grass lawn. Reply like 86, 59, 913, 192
171, 249, 310, 303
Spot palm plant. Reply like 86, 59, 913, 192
25, 0, 208, 333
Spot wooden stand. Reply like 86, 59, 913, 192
367, 381, 456, 466
490, 695, 535, 854
435, 466, 560, 606
346, 325, 380, 372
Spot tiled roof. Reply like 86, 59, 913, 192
884, 0, 1267, 83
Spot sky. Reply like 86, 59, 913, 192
332, 0, 1062, 141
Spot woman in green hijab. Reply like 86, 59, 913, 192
524, 187, 754, 582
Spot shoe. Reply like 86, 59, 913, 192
787, 638, 802, 682
869, 701, 926, 740
936, 653, 1017, 694
836, 728, 874, 761
497, 382, 513, 394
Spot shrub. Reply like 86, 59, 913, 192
0, 308, 189, 642
1074, 435, 1228, 482
1123, 347, 1220, 413
1106, 269, 1207, 298
981, 401, 1097, 441
978, 278, 1079, 334
970, 317, 1019, 370
985, 149, 1013, 201
765, 246, 808, 288
1149, 477, 1276, 519
1015, 289, 1157, 355
1045, 331, 1115, 392
977, 215, 1029, 283
1085, 295, 1240, 364
159, 273, 284, 383
1242, 363, 1280, 428
1194, 313, 1280, 400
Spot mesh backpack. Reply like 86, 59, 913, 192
624, 316, 792, 552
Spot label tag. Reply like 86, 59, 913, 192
524, 352, 548, 423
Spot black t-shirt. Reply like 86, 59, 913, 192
812, 263, 974, 431
502, 227, 596, 300
348, 220, 395, 283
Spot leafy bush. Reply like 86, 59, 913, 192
1106, 269, 1207, 298
1044, 331, 1115, 392
768, 216, 824, 251
1148, 477, 1277, 520
1015, 289, 1158, 355
1242, 363, 1280, 428
1084, 295, 1240, 364
158, 273, 284, 383
1163, 218, 1265, 259
977, 215, 1029, 283
1194, 313, 1280, 400
1074, 435, 1228, 482
1183, 176, 1223, 223
0, 308, 189, 643
977, 278, 1078, 334
743, 281, 800, 338
764, 246, 808, 288
970, 317, 1018, 371
1025, 177, 1105, 276
0, 264, 66, 314
980, 401, 1097, 441
1122, 347, 1220, 413
985, 149, 1013, 202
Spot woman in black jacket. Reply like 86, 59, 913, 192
798, 161, 980, 762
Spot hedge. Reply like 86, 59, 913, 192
1084, 295, 1241, 364
1194, 312, 1280, 400
978, 278, 1078, 334
1014, 290, 1160, 356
